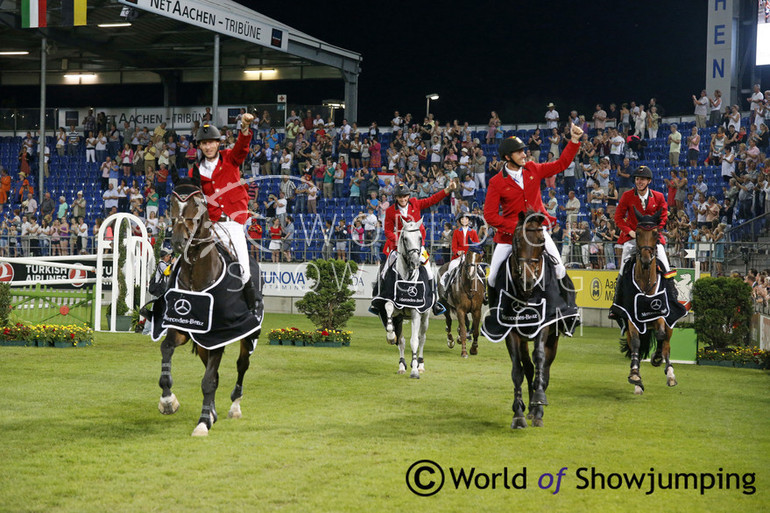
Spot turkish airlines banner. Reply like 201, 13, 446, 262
0, 259, 113, 290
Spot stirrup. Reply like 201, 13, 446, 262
432, 301, 446, 316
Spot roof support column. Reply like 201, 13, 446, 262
38, 37, 47, 203
212, 33, 220, 126
343, 70, 358, 124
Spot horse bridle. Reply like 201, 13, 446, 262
635, 225, 659, 294
171, 188, 215, 249
512, 225, 544, 280
399, 224, 422, 272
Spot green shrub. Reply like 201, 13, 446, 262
0, 283, 12, 326
691, 276, 753, 349
296, 259, 357, 331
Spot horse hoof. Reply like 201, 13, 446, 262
447, 337, 455, 349
469, 346, 478, 356
418, 364, 425, 373
410, 370, 420, 379
461, 351, 468, 359
158, 394, 179, 415
667, 377, 678, 387
651, 354, 663, 367
532, 418, 544, 428
397, 369, 406, 375
386, 332, 396, 345
634, 385, 644, 395
511, 417, 528, 429
191, 422, 209, 437
228, 399, 242, 419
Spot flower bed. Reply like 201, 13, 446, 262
268, 328, 351, 347
697, 347, 770, 369
0, 323, 94, 348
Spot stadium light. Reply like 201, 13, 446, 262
0, 51, 30, 55
98, 23, 132, 28
425, 93, 439, 117
244, 68, 276, 75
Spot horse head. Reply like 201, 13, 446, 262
463, 247, 484, 282
511, 210, 547, 294
169, 168, 212, 256
633, 207, 659, 270
398, 218, 423, 273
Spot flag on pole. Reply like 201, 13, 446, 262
61, 0, 87, 26
21, 0, 47, 28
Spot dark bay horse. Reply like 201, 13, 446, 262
441, 250, 485, 358
504, 212, 562, 428
157, 179, 261, 436
622, 208, 678, 395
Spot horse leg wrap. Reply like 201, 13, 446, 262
230, 384, 243, 402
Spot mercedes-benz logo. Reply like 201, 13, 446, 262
174, 298, 192, 316
407, 286, 418, 297
650, 299, 663, 310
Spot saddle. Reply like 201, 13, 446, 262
148, 244, 264, 349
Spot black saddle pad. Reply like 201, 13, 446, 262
150, 246, 263, 349
481, 255, 580, 342
371, 263, 435, 315
610, 263, 687, 333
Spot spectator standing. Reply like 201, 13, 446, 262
692, 90, 709, 128
668, 124, 682, 167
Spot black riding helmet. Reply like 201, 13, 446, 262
498, 136, 526, 158
393, 183, 411, 197
633, 165, 653, 180
197, 124, 222, 142
456, 211, 469, 223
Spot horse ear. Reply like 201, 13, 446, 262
652, 209, 661, 226
632, 207, 642, 222
518, 211, 526, 225
416, 218, 423, 228
171, 167, 180, 186
190, 164, 201, 187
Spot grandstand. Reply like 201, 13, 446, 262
0, 111, 766, 272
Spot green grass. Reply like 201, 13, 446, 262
1, 314, 768, 513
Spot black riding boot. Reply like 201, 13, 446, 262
242, 279, 261, 317
431, 278, 446, 316
487, 283, 500, 310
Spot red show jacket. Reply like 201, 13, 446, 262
383, 189, 448, 254
451, 227, 480, 259
614, 188, 668, 245
484, 140, 579, 244
194, 131, 251, 224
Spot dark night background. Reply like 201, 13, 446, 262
3, 0, 769, 124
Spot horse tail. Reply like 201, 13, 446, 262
618, 329, 658, 360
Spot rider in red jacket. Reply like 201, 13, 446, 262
484, 123, 583, 306
372, 181, 456, 315
192, 116, 259, 315
609, 165, 677, 321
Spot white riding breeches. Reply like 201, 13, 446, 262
213, 220, 251, 284
618, 240, 670, 274
487, 227, 566, 288
440, 257, 462, 289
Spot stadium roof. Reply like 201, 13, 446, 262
0, 0, 362, 117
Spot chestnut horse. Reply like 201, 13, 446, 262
441, 250, 485, 358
